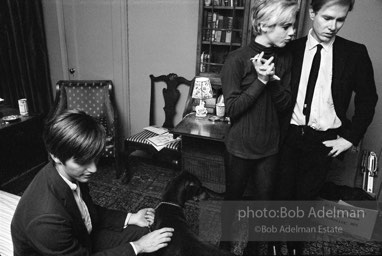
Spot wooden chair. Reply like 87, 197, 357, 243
48, 80, 123, 178
124, 73, 194, 182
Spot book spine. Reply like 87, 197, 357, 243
212, 12, 217, 41
200, 52, 205, 72
225, 16, 233, 43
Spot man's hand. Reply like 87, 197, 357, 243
322, 136, 353, 157
129, 208, 155, 227
132, 227, 174, 254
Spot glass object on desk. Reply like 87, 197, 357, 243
192, 77, 213, 118
18, 98, 29, 116
216, 94, 225, 117
216, 103, 225, 117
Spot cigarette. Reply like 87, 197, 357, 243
250, 57, 280, 81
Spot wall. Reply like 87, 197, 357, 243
127, 0, 198, 135
300, 0, 382, 153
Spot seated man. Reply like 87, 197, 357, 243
11, 109, 173, 255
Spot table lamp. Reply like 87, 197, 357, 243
192, 77, 213, 118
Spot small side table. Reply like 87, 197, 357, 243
171, 112, 230, 192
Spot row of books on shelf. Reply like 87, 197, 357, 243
202, 11, 243, 43
200, 51, 229, 72
200, 52, 211, 73
205, 0, 245, 7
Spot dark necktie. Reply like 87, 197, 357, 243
303, 44, 323, 125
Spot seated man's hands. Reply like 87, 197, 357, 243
132, 227, 174, 254
129, 208, 155, 227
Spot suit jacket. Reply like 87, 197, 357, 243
286, 36, 378, 146
11, 162, 136, 256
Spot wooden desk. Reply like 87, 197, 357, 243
172, 112, 230, 192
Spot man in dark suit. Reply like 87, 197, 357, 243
11, 110, 174, 256
277, 0, 378, 201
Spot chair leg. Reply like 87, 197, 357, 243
172, 156, 182, 172
114, 150, 124, 179
121, 147, 136, 184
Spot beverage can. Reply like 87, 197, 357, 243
18, 98, 29, 116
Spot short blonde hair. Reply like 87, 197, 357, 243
251, 0, 299, 36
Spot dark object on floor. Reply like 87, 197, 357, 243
48, 80, 123, 178
320, 182, 378, 213
151, 171, 234, 256
319, 181, 376, 209
124, 73, 194, 183
320, 182, 375, 201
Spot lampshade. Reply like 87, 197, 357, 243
192, 77, 213, 100
192, 77, 213, 118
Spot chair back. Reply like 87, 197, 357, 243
48, 80, 118, 159
149, 74, 194, 129
51, 80, 114, 117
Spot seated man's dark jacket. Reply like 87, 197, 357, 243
11, 162, 135, 256
282, 36, 378, 147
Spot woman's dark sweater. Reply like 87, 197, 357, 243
221, 40, 292, 159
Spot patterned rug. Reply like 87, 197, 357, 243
89, 157, 223, 245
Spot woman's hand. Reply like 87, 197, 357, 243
251, 51, 275, 83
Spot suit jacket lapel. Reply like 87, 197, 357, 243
47, 164, 88, 233
332, 37, 347, 100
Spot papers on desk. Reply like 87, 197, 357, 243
146, 132, 180, 151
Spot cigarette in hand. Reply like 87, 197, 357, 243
250, 57, 280, 81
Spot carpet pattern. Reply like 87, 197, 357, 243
89, 158, 223, 244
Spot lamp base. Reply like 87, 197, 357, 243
195, 101, 208, 118
195, 110, 208, 118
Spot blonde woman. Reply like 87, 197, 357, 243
219, 0, 298, 255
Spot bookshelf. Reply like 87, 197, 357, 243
196, 0, 251, 86
196, 0, 304, 87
